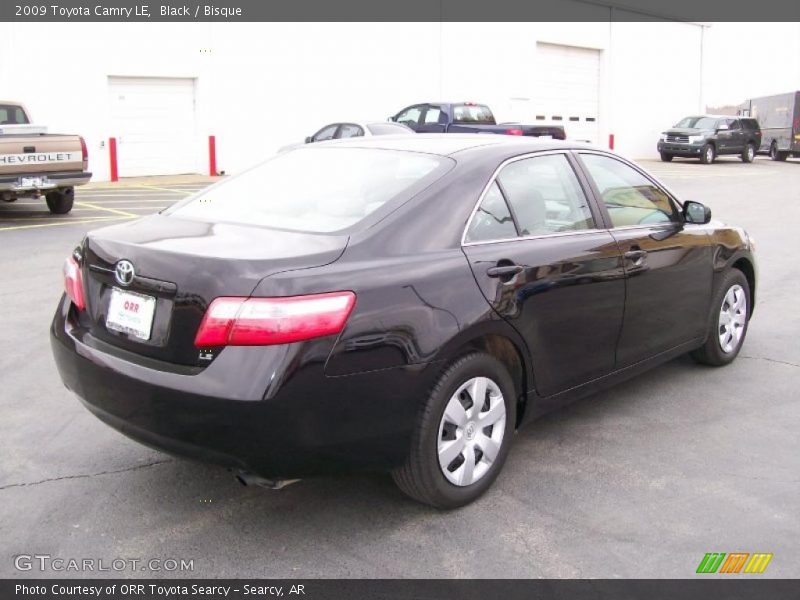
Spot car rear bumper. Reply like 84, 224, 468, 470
0, 171, 92, 192
51, 296, 436, 478
657, 141, 703, 156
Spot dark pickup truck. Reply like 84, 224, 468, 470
390, 102, 566, 139
657, 115, 762, 164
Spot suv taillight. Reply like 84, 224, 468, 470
63, 256, 86, 311
194, 291, 356, 347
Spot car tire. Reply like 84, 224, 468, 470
700, 143, 716, 164
660, 152, 673, 162
392, 352, 516, 509
690, 269, 751, 367
45, 187, 75, 214
769, 142, 787, 161
741, 143, 755, 163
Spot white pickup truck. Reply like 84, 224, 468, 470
0, 101, 91, 214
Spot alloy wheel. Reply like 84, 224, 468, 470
705, 146, 714, 163
437, 376, 506, 486
747, 145, 754, 161
718, 284, 747, 353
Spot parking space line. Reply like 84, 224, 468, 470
0, 215, 131, 232
74, 201, 138, 218
133, 184, 197, 195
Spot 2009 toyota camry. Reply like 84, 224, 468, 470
51, 135, 756, 508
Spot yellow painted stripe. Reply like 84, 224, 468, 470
0, 215, 131, 232
74, 201, 137, 218
133, 184, 195, 195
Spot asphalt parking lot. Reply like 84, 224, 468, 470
1, 157, 798, 579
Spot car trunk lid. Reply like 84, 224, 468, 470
78, 214, 348, 366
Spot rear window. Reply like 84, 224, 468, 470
0, 104, 29, 125
168, 148, 450, 233
452, 104, 495, 125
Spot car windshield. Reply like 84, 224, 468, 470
452, 104, 495, 124
168, 148, 449, 233
674, 116, 718, 130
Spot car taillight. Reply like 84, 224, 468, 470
194, 291, 356, 347
79, 136, 88, 163
63, 256, 86, 311
505, 128, 524, 136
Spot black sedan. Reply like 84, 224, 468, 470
51, 135, 757, 508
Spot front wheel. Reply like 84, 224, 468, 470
45, 187, 74, 214
700, 143, 716, 164
660, 152, 673, 162
741, 143, 755, 163
690, 269, 751, 366
392, 352, 516, 509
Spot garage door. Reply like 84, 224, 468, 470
108, 77, 198, 177
533, 43, 600, 144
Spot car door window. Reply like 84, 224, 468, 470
465, 182, 517, 243
728, 119, 741, 130
580, 154, 678, 227
497, 154, 594, 236
424, 106, 444, 124
395, 106, 423, 127
312, 124, 338, 142
337, 124, 364, 139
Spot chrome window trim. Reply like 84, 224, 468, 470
461, 149, 602, 247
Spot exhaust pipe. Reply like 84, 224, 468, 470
235, 471, 300, 490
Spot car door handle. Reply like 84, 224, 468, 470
624, 249, 647, 264
486, 265, 524, 279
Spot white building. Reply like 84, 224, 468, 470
0, 20, 706, 181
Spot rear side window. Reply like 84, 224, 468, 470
169, 148, 450, 233
452, 104, 495, 124
497, 154, 594, 235
465, 182, 517, 243
580, 154, 677, 227
741, 118, 760, 130
0, 104, 29, 125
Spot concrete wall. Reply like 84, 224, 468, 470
0, 20, 704, 181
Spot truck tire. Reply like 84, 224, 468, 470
45, 188, 74, 214
741, 142, 755, 163
660, 152, 673, 162
769, 141, 787, 161
700, 143, 716, 164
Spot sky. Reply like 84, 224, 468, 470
703, 22, 800, 108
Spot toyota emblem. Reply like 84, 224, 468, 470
114, 260, 135, 286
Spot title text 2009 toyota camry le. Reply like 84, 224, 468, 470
51, 135, 756, 508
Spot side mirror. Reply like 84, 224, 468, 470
304, 136, 313, 144
683, 200, 711, 224
717, 124, 729, 131
388, 116, 396, 122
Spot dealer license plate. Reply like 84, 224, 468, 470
20, 176, 46, 188
106, 287, 156, 340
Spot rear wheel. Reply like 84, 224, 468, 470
769, 141, 787, 161
660, 152, 673, 162
741, 142, 755, 163
392, 352, 516, 509
690, 269, 750, 366
45, 187, 74, 214
700, 143, 716, 164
